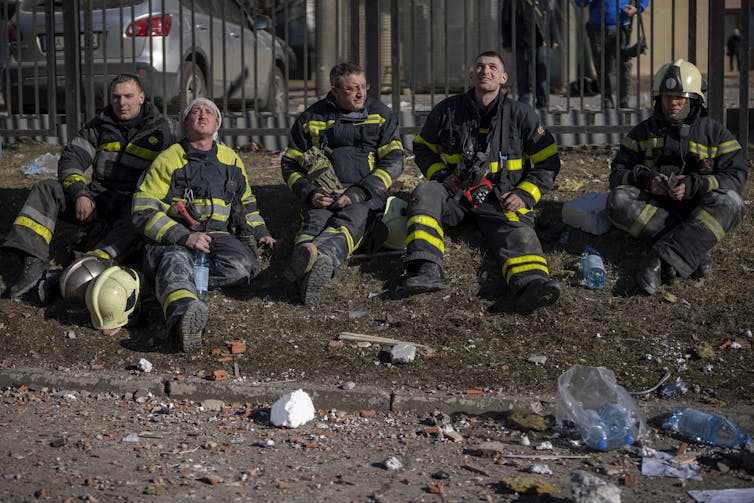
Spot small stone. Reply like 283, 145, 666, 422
571, 470, 621, 503
359, 409, 377, 418
340, 381, 356, 390
535, 441, 553, 451
198, 475, 224, 485
475, 441, 507, 457
136, 358, 153, 373
65, 330, 76, 339
444, 430, 464, 443
527, 354, 547, 366
34, 488, 48, 498
529, 464, 553, 475
122, 433, 140, 443
390, 344, 416, 364
265, 439, 275, 447
383, 456, 403, 471
201, 399, 224, 412
716, 460, 731, 473
133, 388, 150, 402
49, 438, 66, 448
432, 470, 450, 480
356, 341, 371, 348
328, 340, 345, 350
520, 435, 531, 446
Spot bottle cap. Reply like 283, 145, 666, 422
597, 439, 607, 450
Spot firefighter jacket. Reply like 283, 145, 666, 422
280, 92, 404, 204
610, 104, 747, 200
132, 140, 271, 246
413, 88, 560, 211
59, 102, 174, 200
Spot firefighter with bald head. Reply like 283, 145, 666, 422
607, 59, 747, 295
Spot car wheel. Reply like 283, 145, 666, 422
171, 62, 207, 113
262, 66, 285, 113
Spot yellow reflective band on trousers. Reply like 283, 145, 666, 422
406, 230, 444, 255
163, 289, 198, 315
407, 215, 444, 238
502, 255, 549, 283
294, 233, 315, 245
13, 216, 52, 244
324, 226, 355, 254
627, 203, 658, 237
694, 209, 726, 242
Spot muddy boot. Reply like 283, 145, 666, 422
6, 255, 47, 299
284, 242, 318, 282
300, 254, 333, 306
692, 253, 715, 278
635, 253, 662, 295
178, 300, 208, 353
401, 260, 448, 296
514, 278, 562, 314
37, 268, 62, 305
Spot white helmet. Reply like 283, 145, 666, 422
381, 196, 409, 250
85, 266, 140, 330
59, 255, 108, 313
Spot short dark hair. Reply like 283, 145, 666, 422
474, 50, 505, 70
330, 61, 363, 87
109, 73, 143, 95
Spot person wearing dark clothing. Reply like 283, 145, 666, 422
280, 61, 404, 305
606, 59, 747, 295
132, 98, 276, 352
726, 27, 741, 72
401, 51, 562, 314
574, 0, 649, 108
2, 74, 174, 299
502, 0, 561, 112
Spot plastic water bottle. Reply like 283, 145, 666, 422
193, 250, 209, 301
578, 404, 636, 451
662, 408, 751, 447
581, 245, 606, 289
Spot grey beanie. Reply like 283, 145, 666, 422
182, 98, 222, 129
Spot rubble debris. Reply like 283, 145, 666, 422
536, 441, 554, 451
211, 370, 228, 381
499, 476, 554, 495
520, 435, 531, 446
340, 381, 356, 390
338, 331, 435, 356
201, 399, 224, 412
508, 410, 548, 432
270, 389, 315, 428
474, 441, 507, 457
136, 358, 153, 373
529, 464, 553, 475
687, 488, 754, 503
571, 470, 621, 503
383, 456, 403, 471
390, 344, 416, 364
641, 448, 702, 480
694, 342, 715, 360
122, 433, 140, 443
527, 354, 547, 366
229, 340, 246, 354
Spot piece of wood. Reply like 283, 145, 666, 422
500, 454, 591, 460
338, 332, 436, 356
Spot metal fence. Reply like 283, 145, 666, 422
0, 0, 751, 151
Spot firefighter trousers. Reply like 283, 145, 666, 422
143, 232, 259, 332
607, 185, 745, 277
294, 198, 383, 273
1, 179, 138, 262
405, 181, 551, 294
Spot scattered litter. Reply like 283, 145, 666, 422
641, 448, 702, 480
270, 389, 315, 428
662, 292, 678, 303
527, 354, 547, 366
340, 381, 356, 390
695, 342, 715, 359
730, 341, 743, 350
382, 456, 403, 471
571, 470, 621, 503
21, 152, 59, 176
136, 358, 153, 373
688, 488, 754, 503
561, 191, 612, 235
338, 331, 436, 357
500, 476, 553, 495
265, 439, 275, 448
661, 377, 688, 397
122, 433, 140, 443
132, 388, 150, 402
520, 435, 531, 446
502, 454, 591, 460
390, 343, 416, 364
630, 370, 671, 395
348, 308, 369, 319
529, 464, 553, 475
681, 299, 692, 309
535, 441, 553, 451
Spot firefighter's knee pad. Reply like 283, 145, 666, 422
702, 189, 745, 227
606, 185, 642, 226
411, 180, 446, 203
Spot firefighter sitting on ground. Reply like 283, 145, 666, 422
1, 74, 175, 300
606, 59, 747, 295
401, 50, 562, 314
132, 98, 276, 353
280, 61, 404, 305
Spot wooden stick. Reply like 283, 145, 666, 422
501, 454, 591, 460
338, 332, 436, 356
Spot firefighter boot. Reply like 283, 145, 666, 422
515, 278, 562, 314
284, 243, 318, 282
301, 254, 333, 306
6, 255, 47, 299
635, 252, 662, 295
178, 300, 208, 353
402, 260, 448, 295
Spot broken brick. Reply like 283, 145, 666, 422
211, 370, 228, 381
229, 340, 247, 354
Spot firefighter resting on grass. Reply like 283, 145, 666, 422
606, 59, 747, 295
280, 61, 404, 305
131, 98, 276, 352
401, 50, 562, 314
1, 74, 175, 300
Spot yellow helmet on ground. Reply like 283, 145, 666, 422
59, 255, 108, 313
382, 196, 408, 250
652, 58, 705, 102
85, 266, 140, 330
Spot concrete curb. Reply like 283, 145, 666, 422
1, 367, 752, 433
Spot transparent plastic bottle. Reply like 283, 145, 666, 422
193, 250, 209, 301
581, 245, 606, 289
663, 408, 751, 447
578, 404, 635, 451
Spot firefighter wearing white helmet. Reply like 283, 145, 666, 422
85, 266, 140, 330
607, 59, 747, 295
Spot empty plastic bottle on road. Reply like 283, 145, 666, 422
578, 403, 636, 451
662, 408, 751, 447
193, 250, 209, 301
581, 245, 605, 289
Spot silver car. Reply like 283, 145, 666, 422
3, 0, 291, 113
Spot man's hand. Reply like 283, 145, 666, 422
331, 189, 352, 209
442, 174, 462, 195
649, 174, 686, 200
185, 232, 212, 253
623, 4, 638, 16
258, 236, 277, 249
311, 189, 340, 208
75, 196, 96, 222
500, 191, 525, 212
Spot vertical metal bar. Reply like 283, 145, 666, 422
31, 2, 39, 114
101, 4, 108, 107
649, 0, 654, 83
391, 0, 400, 115
739, 0, 751, 158
410, 0, 416, 112
688, 0, 697, 63
84, 0, 94, 117
350, 0, 360, 63
671, 0, 675, 60
46, 0, 56, 121
707, 0, 725, 122
221, 0, 227, 112
63, 0, 81, 138
429, 0, 435, 105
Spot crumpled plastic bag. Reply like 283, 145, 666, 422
21, 152, 60, 176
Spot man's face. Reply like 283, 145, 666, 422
110, 80, 145, 121
470, 56, 508, 93
183, 104, 220, 141
331, 72, 368, 112
661, 93, 688, 120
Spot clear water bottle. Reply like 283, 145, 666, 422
193, 250, 209, 301
578, 404, 636, 451
662, 408, 751, 447
581, 245, 606, 289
